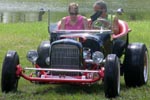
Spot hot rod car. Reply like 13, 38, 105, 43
1, 13, 149, 98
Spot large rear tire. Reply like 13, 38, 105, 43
124, 43, 148, 87
1, 51, 20, 93
104, 54, 120, 98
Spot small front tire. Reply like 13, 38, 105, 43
104, 54, 120, 98
1, 51, 20, 93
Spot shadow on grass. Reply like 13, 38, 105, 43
32, 82, 105, 95
10, 76, 148, 97
1, 83, 105, 99
31, 82, 130, 95
4, 80, 149, 100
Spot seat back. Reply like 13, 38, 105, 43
112, 20, 131, 39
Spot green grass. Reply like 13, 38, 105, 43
0, 21, 150, 100
0, 22, 48, 65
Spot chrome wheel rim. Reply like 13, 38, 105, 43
144, 51, 148, 82
117, 61, 120, 94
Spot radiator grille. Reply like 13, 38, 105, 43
50, 44, 81, 75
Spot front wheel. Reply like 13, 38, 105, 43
104, 54, 120, 98
124, 43, 149, 87
1, 51, 20, 93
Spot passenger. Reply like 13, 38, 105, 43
58, 2, 88, 30
90, 0, 119, 34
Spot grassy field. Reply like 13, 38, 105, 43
0, 21, 150, 100
1, 0, 150, 100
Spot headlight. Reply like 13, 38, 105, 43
26, 50, 38, 63
83, 48, 91, 59
92, 51, 104, 64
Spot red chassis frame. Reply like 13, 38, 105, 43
16, 64, 105, 84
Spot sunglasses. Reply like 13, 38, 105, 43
69, 12, 78, 15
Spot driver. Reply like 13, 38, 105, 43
90, 0, 119, 34
58, 2, 88, 30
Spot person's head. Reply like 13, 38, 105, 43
93, 0, 107, 14
68, 2, 79, 16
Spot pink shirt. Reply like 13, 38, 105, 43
64, 15, 84, 30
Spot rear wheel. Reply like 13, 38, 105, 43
104, 54, 120, 98
1, 51, 20, 93
124, 43, 148, 87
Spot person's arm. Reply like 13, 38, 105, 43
83, 17, 89, 29
87, 18, 92, 29
112, 16, 119, 34
59, 17, 66, 30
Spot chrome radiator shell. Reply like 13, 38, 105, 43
50, 39, 82, 76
